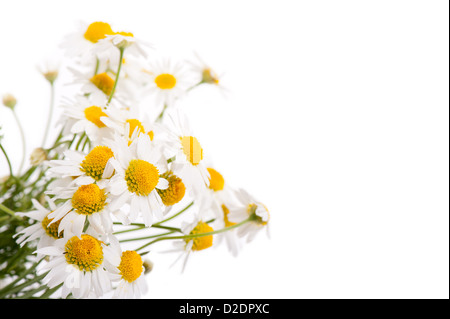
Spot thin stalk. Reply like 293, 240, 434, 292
153, 201, 194, 225
0, 143, 13, 177
136, 217, 252, 252
119, 231, 176, 243
12, 110, 26, 175
107, 47, 125, 105
41, 82, 55, 148
155, 104, 168, 122
0, 202, 17, 218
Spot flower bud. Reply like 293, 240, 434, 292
143, 259, 154, 274
2, 94, 17, 110
30, 147, 48, 166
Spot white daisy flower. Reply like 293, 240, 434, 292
105, 133, 169, 226
187, 52, 225, 89
144, 59, 190, 108
46, 182, 113, 239
47, 145, 115, 186
170, 217, 215, 273
195, 166, 242, 256
60, 21, 115, 60
58, 94, 113, 144
101, 106, 167, 148
36, 234, 112, 298
103, 244, 148, 299
227, 188, 270, 243
93, 32, 150, 60
165, 110, 210, 196
14, 197, 65, 255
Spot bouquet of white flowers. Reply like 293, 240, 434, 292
0, 21, 269, 299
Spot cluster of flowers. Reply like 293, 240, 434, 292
13, 21, 270, 299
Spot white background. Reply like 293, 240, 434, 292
0, 1, 448, 299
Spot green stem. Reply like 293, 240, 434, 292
119, 231, 176, 243
155, 103, 168, 122
186, 81, 203, 92
135, 217, 252, 252
41, 82, 55, 148
153, 201, 194, 225
0, 202, 17, 218
107, 47, 125, 105
0, 143, 13, 177
94, 57, 100, 76
12, 110, 26, 175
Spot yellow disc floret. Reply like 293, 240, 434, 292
115, 31, 134, 37
126, 119, 145, 138
221, 205, 236, 228
80, 146, 114, 181
201, 68, 219, 85
41, 214, 64, 239
186, 221, 214, 251
84, 22, 114, 43
71, 184, 107, 215
155, 73, 177, 90
90, 73, 115, 96
180, 136, 203, 165
125, 159, 159, 196
118, 250, 143, 283
207, 168, 224, 191
65, 234, 104, 272
156, 171, 186, 206
84, 106, 107, 128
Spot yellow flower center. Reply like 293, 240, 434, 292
207, 168, 224, 191
154, 73, 177, 90
84, 22, 114, 43
180, 136, 203, 165
84, 106, 107, 128
80, 146, 114, 181
118, 250, 143, 283
186, 221, 214, 251
65, 234, 104, 272
90, 73, 115, 96
156, 171, 186, 206
126, 119, 145, 138
125, 159, 159, 196
221, 205, 236, 228
71, 184, 107, 215
116, 31, 134, 37
41, 214, 64, 239
148, 130, 154, 141
202, 68, 219, 85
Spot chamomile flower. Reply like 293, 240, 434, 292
156, 170, 186, 207
47, 182, 112, 238
60, 21, 115, 59
37, 234, 112, 298
166, 110, 210, 196
188, 52, 222, 86
195, 166, 242, 256
94, 32, 150, 60
227, 188, 270, 243
47, 145, 115, 186
170, 217, 214, 272
14, 197, 65, 254
196, 166, 234, 219
103, 244, 148, 298
106, 133, 169, 226
214, 203, 242, 257
58, 94, 113, 143
101, 106, 164, 147
145, 59, 189, 108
